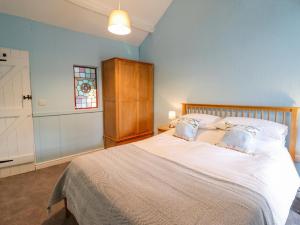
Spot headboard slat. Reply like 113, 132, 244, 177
283, 112, 286, 124
182, 103, 299, 160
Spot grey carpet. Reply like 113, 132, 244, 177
0, 163, 77, 225
0, 163, 299, 225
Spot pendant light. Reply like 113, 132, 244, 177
108, 1, 131, 35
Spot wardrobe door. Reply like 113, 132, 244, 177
137, 63, 154, 134
117, 59, 138, 140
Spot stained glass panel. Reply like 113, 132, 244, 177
74, 65, 98, 109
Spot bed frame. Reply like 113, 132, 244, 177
182, 103, 299, 160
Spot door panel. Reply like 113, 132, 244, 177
0, 48, 35, 168
117, 60, 138, 101
137, 100, 153, 134
137, 64, 153, 134
118, 101, 137, 139
138, 64, 153, 101
117, 59, 139, 139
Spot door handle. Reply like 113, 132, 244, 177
23, 95, 32, 100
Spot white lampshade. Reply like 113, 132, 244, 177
108, 9, 131, 35
168, 111, 176, 120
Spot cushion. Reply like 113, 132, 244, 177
173, 118, 201, 141
215, 117, 288, 142
178, 113, 221, 129
217, 125, 260, 154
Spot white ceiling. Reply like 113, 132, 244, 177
0, 0, 173, 46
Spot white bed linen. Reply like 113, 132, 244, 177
133, 129, 300, 225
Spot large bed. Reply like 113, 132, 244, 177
48, 104, 300, 225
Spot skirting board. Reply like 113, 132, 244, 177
0, 148, 104, 178
35, 148, 104, 170
0, 163, 35, 178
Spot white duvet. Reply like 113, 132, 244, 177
133, 129, 300, 225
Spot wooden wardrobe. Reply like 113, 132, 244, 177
102, 58, 154, 148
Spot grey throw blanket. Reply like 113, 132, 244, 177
48, 144, 274, 225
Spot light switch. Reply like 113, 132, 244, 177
38, 99, 47, 106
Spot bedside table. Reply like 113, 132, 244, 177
158, 124, 173, 134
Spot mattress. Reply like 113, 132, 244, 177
48, 129, 300, 225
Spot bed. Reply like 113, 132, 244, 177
48, 104, 300, 225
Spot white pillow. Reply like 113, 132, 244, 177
217, 125, 259, 154
173, 118, 201, 141
215, 117, 288, 142
181, 113, 221, 129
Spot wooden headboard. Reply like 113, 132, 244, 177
182, 103, 299, 160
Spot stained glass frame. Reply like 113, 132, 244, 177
73, 65, 98, 110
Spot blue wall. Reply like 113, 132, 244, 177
140, 0, 300, 174
140, 0, 300, 162
0, 13, 139, 162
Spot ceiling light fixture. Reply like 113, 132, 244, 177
108, 1, 131, 35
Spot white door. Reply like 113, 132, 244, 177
0, 48, 35, 168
